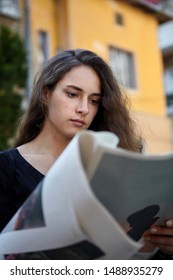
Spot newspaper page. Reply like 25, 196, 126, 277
0, 131, 142, 260
90, 146, 173, 239
79, 131, 173, 259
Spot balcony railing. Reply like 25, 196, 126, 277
117, 0, 173, 23
0, 0, 20, 19
158, 21, 173, 51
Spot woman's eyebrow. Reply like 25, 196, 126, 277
66, 85, 82, 91
66, 85, 101, 95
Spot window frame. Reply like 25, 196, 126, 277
109, 46, 137, 90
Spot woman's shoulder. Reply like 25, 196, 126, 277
0, 148, 18, 184
0, 148, 18, 167
0, 148, 13, 163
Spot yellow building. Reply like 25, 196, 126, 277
19, 0, 173, 153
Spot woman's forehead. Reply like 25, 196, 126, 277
57, 65, 101, 92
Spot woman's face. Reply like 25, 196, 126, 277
44, 65, 101, 140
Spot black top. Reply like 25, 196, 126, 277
0, 149, 172, 259
0, 148, 44, 232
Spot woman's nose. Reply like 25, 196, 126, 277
76, 100, 89, 115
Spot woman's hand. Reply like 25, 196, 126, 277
147, 220, 173, 254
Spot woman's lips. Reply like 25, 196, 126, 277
70, 119, 86, 127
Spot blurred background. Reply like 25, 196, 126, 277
0, 0, 173, 153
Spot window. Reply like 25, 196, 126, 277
164, 67, 173, 96
115, 13, 124, 26
162, 53, 173, 114
164, 66, 173, 112
38, 31, 49, 65
109, 47, 137, 89
0, 0, 19, 18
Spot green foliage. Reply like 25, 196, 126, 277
0, 93, 23, 150
0, 25, 26, 150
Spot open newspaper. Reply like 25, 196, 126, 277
0, 130, 173, 260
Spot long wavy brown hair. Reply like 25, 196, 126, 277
14, 49, 141, 151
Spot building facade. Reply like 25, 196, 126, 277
0, 0, 20, 30
3, 0, 173, 153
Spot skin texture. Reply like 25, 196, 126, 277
43, 65, 101, 141
17, 65, 101, 175
146, 220, 173, 254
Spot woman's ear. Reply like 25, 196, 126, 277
42, 87, 50, 105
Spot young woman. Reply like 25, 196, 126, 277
0, 49, 172, 258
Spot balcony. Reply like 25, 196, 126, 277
158, 21, 173, 52
118, 0, 173, 23
158, 20, 173, 115
0, 0, 20, 19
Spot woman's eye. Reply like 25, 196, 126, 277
89, 99, 100, 105
66, 92, 78, 98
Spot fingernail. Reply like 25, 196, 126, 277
150, 228, 157, 234
166, 220, 173, 227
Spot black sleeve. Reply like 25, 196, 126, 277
0, 152, 15, 232
151, 249, 173, 260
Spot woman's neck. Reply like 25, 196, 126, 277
17, 127, 72, 175
26, 129, 71, 158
